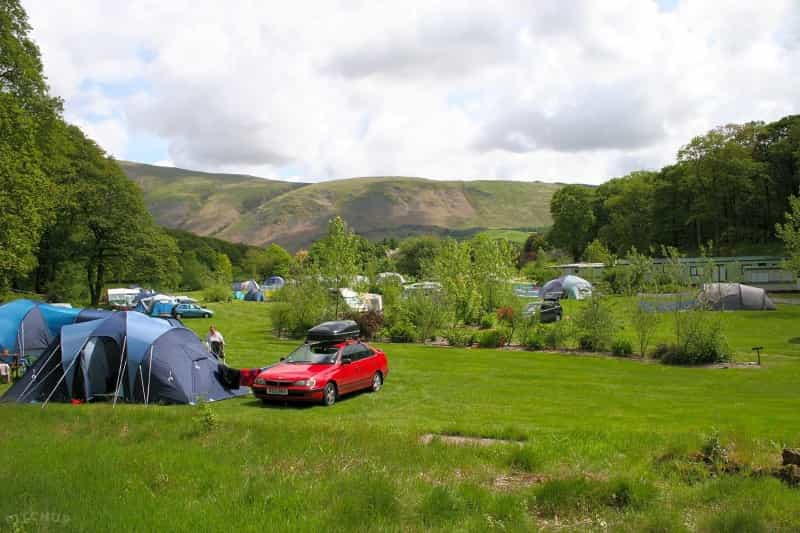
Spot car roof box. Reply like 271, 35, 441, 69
306, 320, 360, 342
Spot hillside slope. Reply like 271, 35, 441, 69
122, 162, 562, 250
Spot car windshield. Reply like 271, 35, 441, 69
285, 343, 338, 364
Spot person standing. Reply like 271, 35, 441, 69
206, 325, 226, 363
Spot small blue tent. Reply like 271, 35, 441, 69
243, 288, 264, 302
2, 311, 247, 405
0, 299, 109, 359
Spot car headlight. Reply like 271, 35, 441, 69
292, 378, 316, 388
254, 377, 266, 385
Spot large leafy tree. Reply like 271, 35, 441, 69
0, 0, 58, 288
548, 185, 596, 260
314, 217, 359, 316
427, 239, 479, 325
471, 234, 516, 312
0, 94, 51, 287
395, 235, 442, 278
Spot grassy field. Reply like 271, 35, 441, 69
559, 296, 800, 359
2, 300, 800, 531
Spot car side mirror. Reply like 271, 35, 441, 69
342, 357, 352, 365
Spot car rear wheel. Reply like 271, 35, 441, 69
370, 372, 383, 392
323, 382, 337, 406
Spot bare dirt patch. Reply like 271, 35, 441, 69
492, 472, 548, 491
419, 433, 524, 447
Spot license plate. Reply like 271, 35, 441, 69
266, 387, 288, 395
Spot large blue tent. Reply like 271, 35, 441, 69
0, 299, 109, 360
2, 311, 247, 405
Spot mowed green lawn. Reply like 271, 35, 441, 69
1, 300, 800, 531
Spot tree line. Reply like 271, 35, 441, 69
549, 116, 800, 260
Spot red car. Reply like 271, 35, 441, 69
252, 339, 389, 406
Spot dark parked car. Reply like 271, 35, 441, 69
523, 299, 563, 323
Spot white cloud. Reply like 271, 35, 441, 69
22, 0, 800, 184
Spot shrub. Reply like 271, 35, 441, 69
574, 294, 617, 352
479, 312, 496, 329
700, 429, 729, 468
524, 331, 544, 351
269, 277, 333, 338
405, 291, 451, 341
445, 328, 475, 347
344, 310, 384, 340
653, 310, 728, 365
578, 335, 597, 351
540, 322, 573, 350
632, 300, 660, 357
611, 338, 633, 357
269, 302, 292, 338
495, 306, 514, 323
203, 285, 231, 303
679, 311, 728, 364
651, 343, 671, 360
478, 329, 506, 348
388, 321, 418, 343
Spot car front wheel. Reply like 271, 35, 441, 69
175, 313, 182, 319
323, 382, 337, 406
370, 372, 383, 392
203, 313, 209, 318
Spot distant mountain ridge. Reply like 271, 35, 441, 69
121, 161, 564, 250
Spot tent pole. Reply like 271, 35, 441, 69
146, 346, 153, 406
139, 367, 146, 405
17, 343, 60, 402
113, 335, 128, 408
113, 357, 127, 408
19, 322, 24, 366
42, 354, 78, 409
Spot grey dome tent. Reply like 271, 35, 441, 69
541, 275, 593, 300
698, 283, 776, 311
1, 311, 247, 405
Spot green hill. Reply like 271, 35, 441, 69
122, 161, 563, 250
